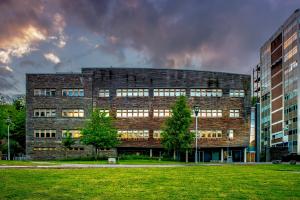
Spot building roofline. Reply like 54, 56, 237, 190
81, 67, 251, 76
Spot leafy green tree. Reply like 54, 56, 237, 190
81, 108, 119, 159
161, 96, 193, 160
0, 100, 26, 158
62, 130, 75, 159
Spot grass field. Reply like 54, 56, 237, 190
1, 164, 300, 200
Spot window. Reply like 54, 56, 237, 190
284, 46, 297, 62
99, 109, 110, 117
192, 110, 222, 118
34, 89, 56, 97
62, 109, 84, 117
116, 89, 149, 97
153, 88, 186, 96
284, 32, 297, 49
34, 109, 56, 117
230, 110, 240, 118
34, 130, 56, 138
62, 89, 84, 97
227, 130, 234, 139
153, 109, 172, 117
153, 130, 162, 139
229, 89, 245, 97
191, 130, 222, 138
117, 130, 149, 139
116, 109, 149, 118
33, 147, 58, 151
99, 89, 109, 97
190, 89, 222, 97
62, 130, 82, 138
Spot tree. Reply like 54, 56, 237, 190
161, 96, 193, 160
0, 99, 26, 158
62, 130, 75, 159
81, 108, 119, 159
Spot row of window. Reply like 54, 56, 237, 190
34, 88, 84, 97
62, 109, 85, 118
34, 88, 245, 98
100, 89, 244, 97
33, 147, 84, 151
116, 89, 149, 97
33, 109, 241, 118
33, 129, 234, 139
62, 89, 84, 97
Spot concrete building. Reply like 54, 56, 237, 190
257, 9, 300, 160
26, 68, 251, 161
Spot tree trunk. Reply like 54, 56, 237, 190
173, 149, 176, 160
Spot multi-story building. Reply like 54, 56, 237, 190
257, 9, 300, 159
26, 68, 251, 161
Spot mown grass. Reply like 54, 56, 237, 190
1, 164, 300, 199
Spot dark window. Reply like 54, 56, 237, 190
41, 132, 45, 138
35, 133, 39, 137
51, 132, 56, 138
40, 111, 45, 117
46, 132, 50, 138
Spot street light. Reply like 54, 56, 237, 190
193, 105, 200, 163
6, 117, 12, 160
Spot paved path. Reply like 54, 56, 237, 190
0, 163, 223, 169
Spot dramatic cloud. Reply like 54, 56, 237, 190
58, 0, 300, 71
1, 0, 300, 94
44, 53, 61, 64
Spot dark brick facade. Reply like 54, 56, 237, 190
26, 68, 251, 160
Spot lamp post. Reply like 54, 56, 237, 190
193, 106, 200, 163
6, 117, 12, 160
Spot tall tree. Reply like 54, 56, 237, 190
161, 96, 193, 160
81, 108, 119, 159
0, 99, 26, 158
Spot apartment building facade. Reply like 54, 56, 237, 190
26, 68, 251, 161
258, 9, 300, 159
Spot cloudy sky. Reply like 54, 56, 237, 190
0, 0, 300, 95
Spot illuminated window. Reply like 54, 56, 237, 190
116, 109, 149, 118
62, 109, 85, 117
99, 109, 110, 117
99, 89, 109, 97
284, 32, 297, 49
190, 89, 222, 97
34, 130, 56, 138
284, 46, 297, 62
229, 110, 240, 118
34, 89, 56, 97
192, 110, 222, 118
153, 109, 172, 117
62, 89, 84, 97
34, 109, 56, 117
116, 89, 149, 97
62, 130, 82, 138
117, 130, 149, 139
153, 130, 162, 139
229, 89, 245, 97
153, 88, 186, 96
191, 130, 222, 138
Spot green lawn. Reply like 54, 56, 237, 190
1, 165, 300, 200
